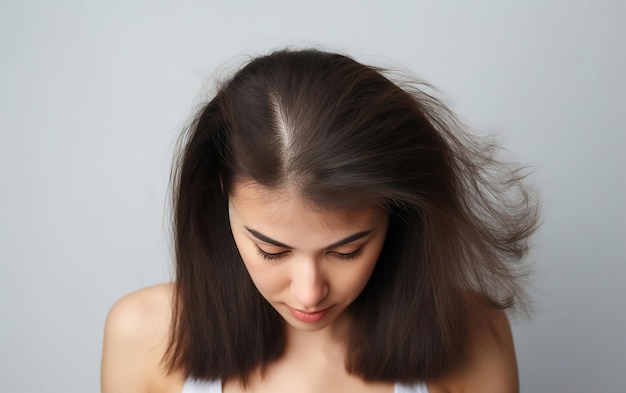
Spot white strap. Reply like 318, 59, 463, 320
395, 382, 429, 393
182, 378, 222, 393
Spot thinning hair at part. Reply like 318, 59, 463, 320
165, 48, 540, 385
269, 91, 292, 159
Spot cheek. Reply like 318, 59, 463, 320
358, 259, 379, 287
237, 247, 286, 296
334, 256, 379, 298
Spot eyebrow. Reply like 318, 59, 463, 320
245, 227, 372, 250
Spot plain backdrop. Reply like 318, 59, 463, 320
0, 1, 624, 392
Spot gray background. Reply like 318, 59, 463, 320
1, 1, 624, 392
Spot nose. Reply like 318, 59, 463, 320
290, 258, 328, 309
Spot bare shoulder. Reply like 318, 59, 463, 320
429, 309, 519, 393
106, 283, 173, 330
101, 283, 185, 393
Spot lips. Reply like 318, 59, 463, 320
287, 306, 331, 323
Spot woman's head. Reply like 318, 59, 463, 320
228, 179, 389, 334
167, 48, 539, 384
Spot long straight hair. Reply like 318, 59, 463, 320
165, 49, 540, 384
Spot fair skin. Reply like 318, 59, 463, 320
228, 181, 389, 340
101, 180, 519, 393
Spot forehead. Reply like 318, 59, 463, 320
229, 180, 385, 228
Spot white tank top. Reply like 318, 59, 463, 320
183, 378, 429, 393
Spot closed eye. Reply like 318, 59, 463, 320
255, 245, 289, 260
331, 247, 363, 260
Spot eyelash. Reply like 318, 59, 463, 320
255, 246, 287, 260
255, 246, 364, 261
335, 247, 363, 260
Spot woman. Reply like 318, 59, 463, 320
101, 49, 539, 393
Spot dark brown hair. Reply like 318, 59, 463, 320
165, 49, 539, 384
